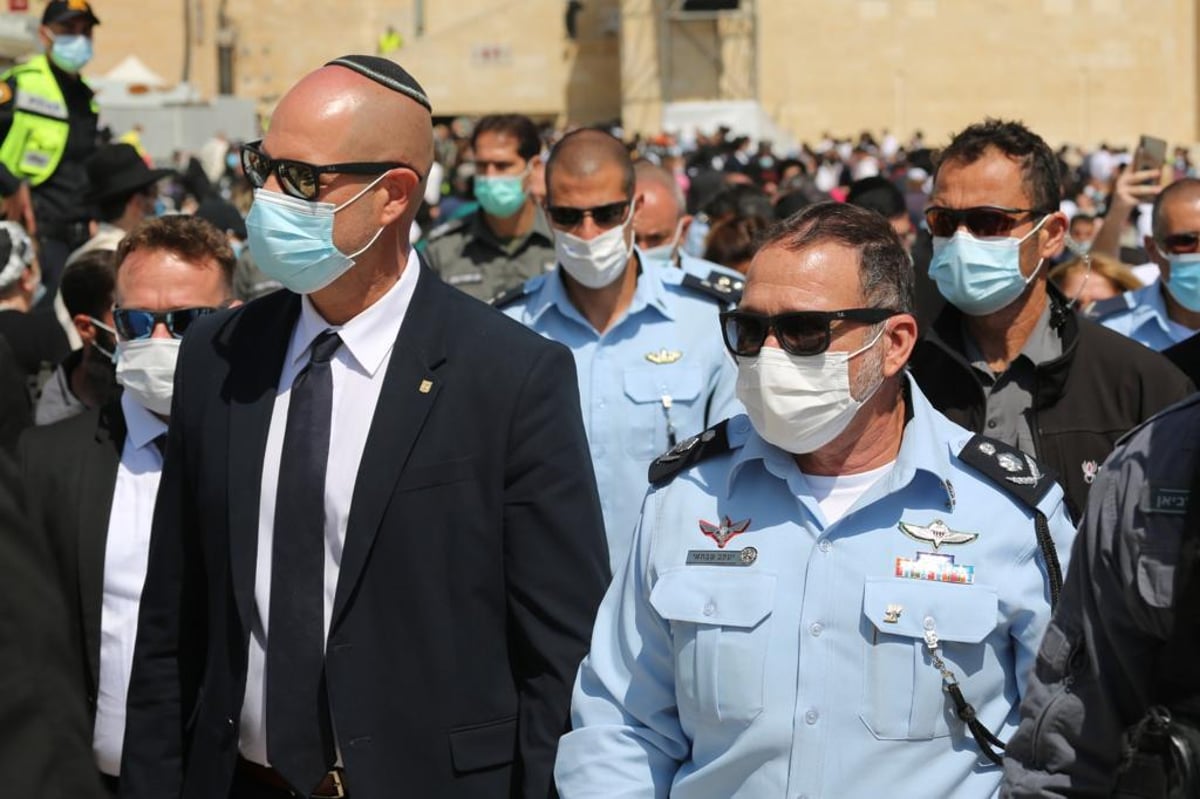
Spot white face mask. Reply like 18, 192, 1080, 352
554, 209, 634, 289
735, 327, 885, 454
641, 218, 686, 264
115, 338, 180, 416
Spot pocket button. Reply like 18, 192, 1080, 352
702, 601, 716, 617
804, 709, 819, 725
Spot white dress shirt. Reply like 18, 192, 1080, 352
239, 250, 419, 766
93, 392, 167, 776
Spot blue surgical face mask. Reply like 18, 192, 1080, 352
245, 174, 387, 295
928, 216, 1049, 316
48, 34, 93, 73
1166, 253, 1200, 313
641, 218, 685, 264
230, 239, 246, 260
682, 215, 710, 258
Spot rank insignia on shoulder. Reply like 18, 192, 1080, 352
490, 283, 531, 308
699, 516, 751, 548
898, 519, 978, 549
959, 434, 1054, 508
648, 420, 730, 486
681, 272, 742, 306
645, 348, 683, 364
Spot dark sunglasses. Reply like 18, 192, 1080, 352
241, 140, 420, 202
544, 200, 631, 229
720, 308, 900, 357
1158, 231, 1200, 255
113, 307, 219, 341
924, 205, 1052, 239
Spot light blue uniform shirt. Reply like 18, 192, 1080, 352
500, 255, 741, 571
1093, 283, 1194, 351
556, 377, 1075, 799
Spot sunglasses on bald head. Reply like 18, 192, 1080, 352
720, 308, 900, 357
240, 140, 422, 202
924, 205, 1054, 239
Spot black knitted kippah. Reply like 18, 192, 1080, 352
324, 55, 431, 112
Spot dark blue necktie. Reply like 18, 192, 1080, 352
267, 329, 341, 794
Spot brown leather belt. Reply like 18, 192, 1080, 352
236, 757, 347, 798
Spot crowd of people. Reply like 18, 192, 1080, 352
5, 2, 1200, 799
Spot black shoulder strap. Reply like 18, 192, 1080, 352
1154, 448, 1200, 711
958, 434, 1061, 608
490, 283, 530, 309
648, 419, 731, 487
680, 272, 742, 306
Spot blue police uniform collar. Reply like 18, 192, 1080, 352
727, 373, 956, 513
1123, 282, 1173, 339
522, 250, 675, 330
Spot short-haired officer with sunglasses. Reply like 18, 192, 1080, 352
1090, 177, 1200, 351
556, 202, 1076, 799
16, 214, 236, 796
910, 119, 1192, 521
497, 127, 740, 573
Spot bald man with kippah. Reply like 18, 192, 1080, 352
120, 56, 610, 799
496, 129, 740, 573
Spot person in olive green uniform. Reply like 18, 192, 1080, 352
0, 1, 101, 307
424, 114, 555, 302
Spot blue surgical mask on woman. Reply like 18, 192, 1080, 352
245, 174, 387, 295
48, 34, 93, 73
928, 216, 1049, 316
1166, 253, 1200, 313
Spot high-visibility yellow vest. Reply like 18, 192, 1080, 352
0, 55, 96, 186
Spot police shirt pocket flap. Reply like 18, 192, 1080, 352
862, 576, 998, 644
448, 715, 517, 773
650, 568, 776, 627
623, 366, 703, 404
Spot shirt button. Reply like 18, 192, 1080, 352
809, 622, 823, 637
805, 709, 819, 725
923, 616, 936, 630
987, 419, 998, 429
703, 601, 716, 617
818, 539, 831, 553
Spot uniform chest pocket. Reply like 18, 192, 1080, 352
649, 568, 775, 727
860, 577, 999, 740
622, 366, 704, 458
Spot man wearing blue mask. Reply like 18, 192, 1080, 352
120, 55, 609, 799
1090, 178, 1200, 350
633, 159, 745, 298
424, 113, 556, 301
0, 0, 101, 308
497, 128, 741, 573
910, 119, 1192, 521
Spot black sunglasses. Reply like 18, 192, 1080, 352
720, 308, 900, 357
1158, 231, 1200, 255
924, 205, 1053, 239
545, 200, 631, 229
113, 307, 219, 341
241, 140, 421, 202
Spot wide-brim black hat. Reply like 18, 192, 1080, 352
85, 143, 173, 203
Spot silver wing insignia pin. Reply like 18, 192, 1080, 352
898, 519, 979, 549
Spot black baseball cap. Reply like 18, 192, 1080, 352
42, 0, 101, 27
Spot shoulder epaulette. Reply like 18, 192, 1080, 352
426, 215, 469, 242
680, 271, 744, 306
957, 434, 1055, 509
490, 281, 534, 309
1086, 294, 1130, 320
648, 419, 731, 487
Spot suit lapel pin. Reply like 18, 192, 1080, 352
418, 379, 433, 394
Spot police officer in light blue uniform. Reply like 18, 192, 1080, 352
496, 130, 739, 572
555, 203, 1076, 799
1090, 178, 1200, 350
